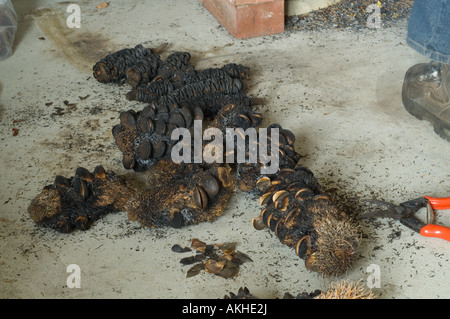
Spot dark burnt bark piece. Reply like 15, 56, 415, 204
93, 44, 152, 83
28, 166, 136, 233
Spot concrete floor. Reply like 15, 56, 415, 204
0, 0, 449, 299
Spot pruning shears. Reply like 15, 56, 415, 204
361, 196, 450, 242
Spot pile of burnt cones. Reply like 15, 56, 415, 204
28, 43, 361, 278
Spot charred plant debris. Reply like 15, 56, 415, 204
28, 43, 361, 277
172, 238, 253, 279
225, 281, 375, 299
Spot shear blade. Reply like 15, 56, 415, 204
360, 209, 398, 219
399, 216, 424, 234
360, 200, 403, 220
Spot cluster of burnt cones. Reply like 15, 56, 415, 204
96, 45, 261, 172
28, 43, 361, 278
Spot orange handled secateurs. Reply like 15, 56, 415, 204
361, 196, 450, 242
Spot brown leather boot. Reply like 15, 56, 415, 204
402, 62, 450, 142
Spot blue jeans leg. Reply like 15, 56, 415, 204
406, 0, 450, 64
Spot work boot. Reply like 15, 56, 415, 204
402, 62, 450, 142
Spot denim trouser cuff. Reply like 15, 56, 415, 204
407, 0, 450, 64
407, 36, 450, 64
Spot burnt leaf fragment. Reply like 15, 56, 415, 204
231, 251, 253, 265
171, 244, 191, 253
175, 239, 252, 279
186, 263, 204, 278
180, 254, 205, 266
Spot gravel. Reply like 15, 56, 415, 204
285, 0, 414, 31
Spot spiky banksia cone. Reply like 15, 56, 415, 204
313, 280, 375, 299
232, 121, 360, 277
28, 166, 135, 233
252, 166, 361, 277
124, 160, 235, 229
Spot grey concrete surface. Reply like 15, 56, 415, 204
0, 0, 449, 299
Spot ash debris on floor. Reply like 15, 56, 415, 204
285, 0, 414, 31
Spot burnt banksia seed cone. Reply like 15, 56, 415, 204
252, 167, 361, 277
93, 44, 152, 83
